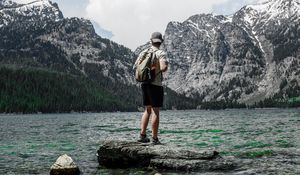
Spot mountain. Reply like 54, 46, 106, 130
0, 0, 196, 112
139, 0, 300, 105
0, 0, 135, 84
1, 0, 298, 112
0, 0, 139, 112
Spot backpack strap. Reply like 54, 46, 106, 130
152, 50, 163, 81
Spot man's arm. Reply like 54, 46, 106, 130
160, 59, 168, 72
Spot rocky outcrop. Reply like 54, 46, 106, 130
97, 140, 236, 172
50, 154, 80, 175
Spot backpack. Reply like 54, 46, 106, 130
135, 49, 157, 83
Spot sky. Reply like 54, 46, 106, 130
50, 0, 260, 50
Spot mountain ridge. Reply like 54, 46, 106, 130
142, 0, 300, 104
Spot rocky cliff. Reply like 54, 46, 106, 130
140, 0, 300, 104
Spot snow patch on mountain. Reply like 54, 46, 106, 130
0, 0, 63, 27
243, 0, 300, 27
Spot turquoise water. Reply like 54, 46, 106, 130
0, 109, 300, 174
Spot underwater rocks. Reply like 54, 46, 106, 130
50, 154, 80, 175
97, 140, 236, 172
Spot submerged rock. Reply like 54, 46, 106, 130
97, 140, 236, 172
50, 154, 80, 175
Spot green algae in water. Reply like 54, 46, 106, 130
206, 129, 223, 133
195, 142, 209, 148
192, 134, 202, 140
210, 135, 224, 146
275, 140, 294, 148
221, 150, 273, 158
0, 145, 15, 150
234, 141, 272, 149
238, 150, 274, 158
211, 136, 220, 139
9, 151, 17, 156
220, 151, 232, 156
45, 143, 58, 149
211, 139, 224, 145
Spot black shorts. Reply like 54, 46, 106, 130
141, 83, 164, 108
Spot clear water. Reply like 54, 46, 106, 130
0, 109, 299, 175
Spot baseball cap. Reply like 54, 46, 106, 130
150, 32, 164, 43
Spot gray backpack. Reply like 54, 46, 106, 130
135, 49, 157, 83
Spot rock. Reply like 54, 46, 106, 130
50, 154, 80, 175
97, 140, 236, 172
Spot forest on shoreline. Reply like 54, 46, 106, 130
0, 66, 299, 114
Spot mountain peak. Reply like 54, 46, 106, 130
1, 0, 48, 6
0, 0, 63, 26
233, 0, 300, 30
246, 0, 300, 18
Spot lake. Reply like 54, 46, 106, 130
0, 109, 299, 175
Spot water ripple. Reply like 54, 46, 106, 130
0, 109, 299, 174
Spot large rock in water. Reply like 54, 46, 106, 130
97, 140, 236, 172
50, 154, 80, 175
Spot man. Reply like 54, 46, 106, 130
136, 32, 168, 144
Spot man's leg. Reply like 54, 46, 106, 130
141, 106, 152, 135
151, 107, 160, 139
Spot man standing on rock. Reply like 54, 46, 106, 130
135, 32, 168, 145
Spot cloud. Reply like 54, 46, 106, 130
52, 0, 87, 18
213, 0, 259, 15
90, 20, 113, 39
85, 0, 230, 50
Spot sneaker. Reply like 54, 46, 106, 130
152, 137, 161, 145
137, 134, 150, 143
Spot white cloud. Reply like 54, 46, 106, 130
52, 0, 87, 18
213, 0, 259, 15
85, 0, 229, 50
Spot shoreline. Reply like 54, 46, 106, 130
0, 107, 299, 115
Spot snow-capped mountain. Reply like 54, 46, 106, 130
0, 0, 63, 27
235, 0, 300, 30
0, 0, 135, 85
138, 0, 300, 104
